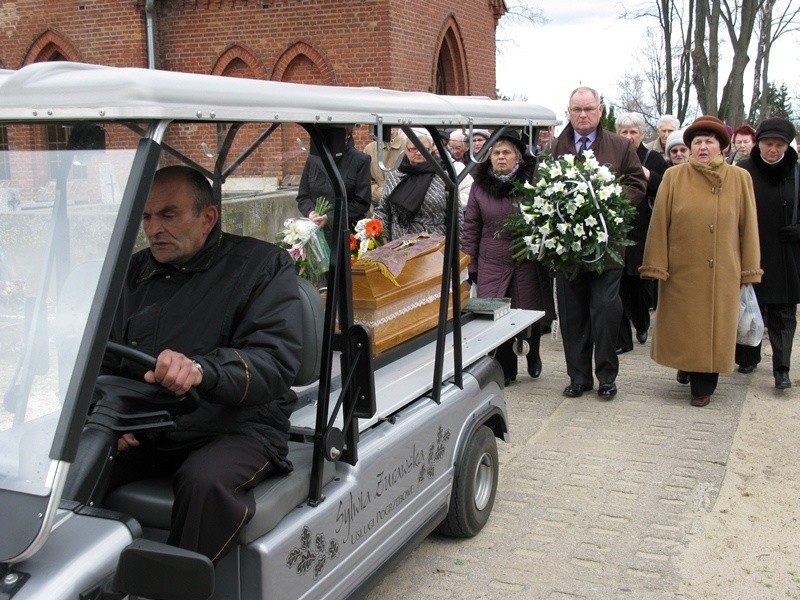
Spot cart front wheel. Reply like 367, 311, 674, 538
435, 425, 498, 537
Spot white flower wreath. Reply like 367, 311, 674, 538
503, 149, 636, 280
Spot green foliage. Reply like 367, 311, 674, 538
314, 196, 330, 216
599, 96, 616, 131
752, 82, 795, 123
766, 83, 794, 120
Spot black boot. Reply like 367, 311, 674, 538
493, 338, 517, 386
526, 324, 542, 378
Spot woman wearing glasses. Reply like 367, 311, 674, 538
664, 130, 689, 166
374, 129, 463, 241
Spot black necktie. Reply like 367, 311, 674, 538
578, 136, 590, 155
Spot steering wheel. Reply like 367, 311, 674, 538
64, 342, 202, 506
106, 340, 202, 404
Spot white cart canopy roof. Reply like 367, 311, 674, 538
0, 62, 557, 128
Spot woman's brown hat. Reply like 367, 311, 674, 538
683, 115, 731, 148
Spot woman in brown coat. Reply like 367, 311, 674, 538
640, 115, 762, 407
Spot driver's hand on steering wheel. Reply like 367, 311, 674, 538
118, 432, 140, 453
144, 349, 203, 396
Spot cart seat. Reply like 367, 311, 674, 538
103, 441, 334, 543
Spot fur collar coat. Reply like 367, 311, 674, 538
640, 160, 762, 372
462, 155, 555, 320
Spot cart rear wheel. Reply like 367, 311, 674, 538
435, 425, 498, 537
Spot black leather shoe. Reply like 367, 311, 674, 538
676, 370, 690, 384
775, 371, 792, 389
738, 364, 757, 374
636, 330, 648, 344
563, 383, 593, 398
598, 383, 617, 400
527, 355, 542, 378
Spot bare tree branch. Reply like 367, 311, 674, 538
620, 0, 693, 122
497, 0, 548, 49
750, 0, 800, 121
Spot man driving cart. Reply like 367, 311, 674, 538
78, 165, 303, 563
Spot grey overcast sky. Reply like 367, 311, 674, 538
496, 0, 800, 126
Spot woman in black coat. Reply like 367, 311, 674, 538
735, 118, 800, 389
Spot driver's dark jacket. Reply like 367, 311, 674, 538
103, 229, 303, 471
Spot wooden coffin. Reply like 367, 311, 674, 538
351, 235, 470, 355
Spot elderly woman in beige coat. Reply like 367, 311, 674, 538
640, 115, 762, 407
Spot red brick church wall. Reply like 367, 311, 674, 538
0, 0, 504, 180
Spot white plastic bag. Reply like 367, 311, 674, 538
737, 284, 764, 346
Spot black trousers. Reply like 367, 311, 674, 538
687, 372, 719, 397
493, 322, 542, 380
556, 269, 623, 386
735, 303, 797, 373
618, 273, 653, 352
110, 434, 276, 562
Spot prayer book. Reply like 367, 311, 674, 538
465, 297, 511, 320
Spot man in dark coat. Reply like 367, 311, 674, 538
735, 118, 800, 389
551, 87, 647, 400
105, 166, 303, 562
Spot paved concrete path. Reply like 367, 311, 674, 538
367, 333, 749, 599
